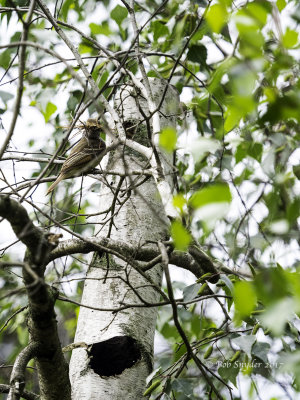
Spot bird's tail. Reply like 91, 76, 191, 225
46, 175, 64, 195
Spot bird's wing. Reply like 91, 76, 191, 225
61, 147, 104, 177
69, 137, 88, 156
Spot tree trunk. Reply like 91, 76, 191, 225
69, 79, 179, 399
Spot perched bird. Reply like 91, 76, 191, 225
46, 119, 106, 195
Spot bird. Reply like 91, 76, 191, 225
46, 119, 106, 195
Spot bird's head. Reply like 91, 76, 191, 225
85, 118, 101, 135
78, 119, 103, 141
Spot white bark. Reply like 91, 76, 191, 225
69, 79, 180, 399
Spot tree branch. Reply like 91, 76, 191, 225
7, 343, 39, 400
0, 384, 39, 400
158, 242, 229, 400
0, 0, 36, 159
48, 236, 219, 279
0, 196, 71, 399
0, 196, 52, 265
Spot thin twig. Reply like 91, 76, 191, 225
0, 0, 36, 159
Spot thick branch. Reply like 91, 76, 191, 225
0, 196, 51, 266
7, 343, 39, 400
0, 384, 39, 400
0, 196, 71, 400
48, 236, 219, 279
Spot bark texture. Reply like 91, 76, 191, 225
0, 197, 71, 400
69, 80, 179, 399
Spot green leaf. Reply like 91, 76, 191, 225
232, 335, 256, 356
279, 352, 300, 390
233, 281, 257, 319
17, 324, 29, 345
253, 268, 290, 305
143, 380, 161, 396
224, 105, 243, 132
219, 274, 234, 293
67, 90, 82, 113
89, 22, 111, 36
189, 184, 232, 232
0, 90, 13, 103
251, 342, 270, 364
161, 322, 179, 340
78, 43, 94, 54
206, 3, 228, 34
159, 127, 177, 152
235, 143, 247, 163
170, 220, 191, 251
98, 70, 109, 90
218, 362, 239, 387
260, 298, 297, 336
204, 345, 213, 359
282, 28, 299, 48
171, 378, 193, 396
246, 2, 270, 27
42, 102, 57, 123
248, 142, 263, 161
236, 142, 263, 163
146, 368, 161, 386
225, 95, 256, 132
183, 283, 202, 302
293, 165, 300, 180
239, 30, 264, 57
189, 184, 232, 209
151, 20, 169, 42
0, 49, 12, 70
234, 1, 271, 33
287, 198, 300, 224
111, 5, 128, 27
60, 0, 74, 21
172, 193, 186, 213
277, 0, 286, 12
187, 44, 207, 66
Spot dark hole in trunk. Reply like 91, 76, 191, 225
88, 335, 141, 377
